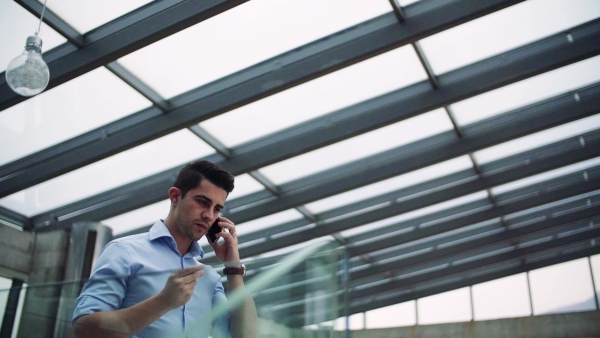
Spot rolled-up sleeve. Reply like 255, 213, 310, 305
72, 241, 131, 324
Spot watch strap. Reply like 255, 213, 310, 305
223, 264, 246, 276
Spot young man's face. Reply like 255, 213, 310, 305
172, 179, 227, 243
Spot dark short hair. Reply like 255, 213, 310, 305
173, 160, 234, 198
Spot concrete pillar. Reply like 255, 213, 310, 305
0, 225, 34, 281
17, 230, 69, 338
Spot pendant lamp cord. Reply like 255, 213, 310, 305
35, 0, 48, 35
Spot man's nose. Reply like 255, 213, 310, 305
202, 209, 214, 220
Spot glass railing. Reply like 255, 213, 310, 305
0, 239, 349, 338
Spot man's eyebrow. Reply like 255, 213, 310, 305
195, 194, 224, 209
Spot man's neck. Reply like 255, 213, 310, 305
163, 218, 192, 256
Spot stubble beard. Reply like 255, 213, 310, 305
177, 214, 204, 242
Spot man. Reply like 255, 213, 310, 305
72, 160, 257, 338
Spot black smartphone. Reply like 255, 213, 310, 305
206, 217, 221, 244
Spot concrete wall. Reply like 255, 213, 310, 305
17, 231, 70, 338
0, 224, 34, 281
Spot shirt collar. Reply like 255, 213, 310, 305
148, 220, 205, 258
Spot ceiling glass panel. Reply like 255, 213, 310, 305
102, 199, 170, 236
339, 191, 489, 238
0, 130, 214, 216
472, 273, 532, 320
247, 236, 334, 260
365, 301, 417, 328
236, 209, 304, 236
529, 258, 596, 315
419, 0, 600, 75
117, 0, 392, 98
259, 109, 453, 185
418, 287, 472, 324
473, 114, 600, 165
227, 174, 265, 201
491, 157, 600, 196
0, 1, 66, 73
305, 156, 473, 214
200, 45, 427, 147
451, 56, 600, 126
43, 0, 154, 34
0, 67, 151, 166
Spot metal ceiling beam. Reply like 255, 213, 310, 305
252, 214, 598, 313
15, 0, 172, 111
347, 230, 600, 315
200, 163, 600, 264
15, 0, 83, 46
23, 23, 600, 229
276, 224, 600, 325
0, 0, 249, 111
30, 82, 600, 231
0, 206, 32, 230
0, 0, 527, 197
205, 132, 600, 262
246, 193, 596, 274
249, 215, 600, 318
281, 243, 600, 326
232, 127, 600, 244
243, 166, 599, 260
224, 84, 600, 222
345, 169, 600, 259
248, 188, 599, 280
348, 196, 599, 268
350, 205, 600, 282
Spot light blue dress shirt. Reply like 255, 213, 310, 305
72, 220, 231, 338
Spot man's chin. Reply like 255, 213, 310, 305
185, 231, 203, 242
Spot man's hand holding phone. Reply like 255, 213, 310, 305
206, 217, 223, 244
206, 216, 241, 265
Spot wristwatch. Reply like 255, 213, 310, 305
223, 264, 246, 276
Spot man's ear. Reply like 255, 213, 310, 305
168, 187, 181, 205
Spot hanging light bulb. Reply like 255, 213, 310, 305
5, 35, 50, 96
5, 0, 50, 97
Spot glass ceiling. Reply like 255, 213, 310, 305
1, 0, 600, 324
119, 0, 392, 98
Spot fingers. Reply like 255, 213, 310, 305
170, 265, 204, 287
161, 265, 205, 309
213, 217, 237, 241
210, 217, 242, 264
172, 264, 204, 277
